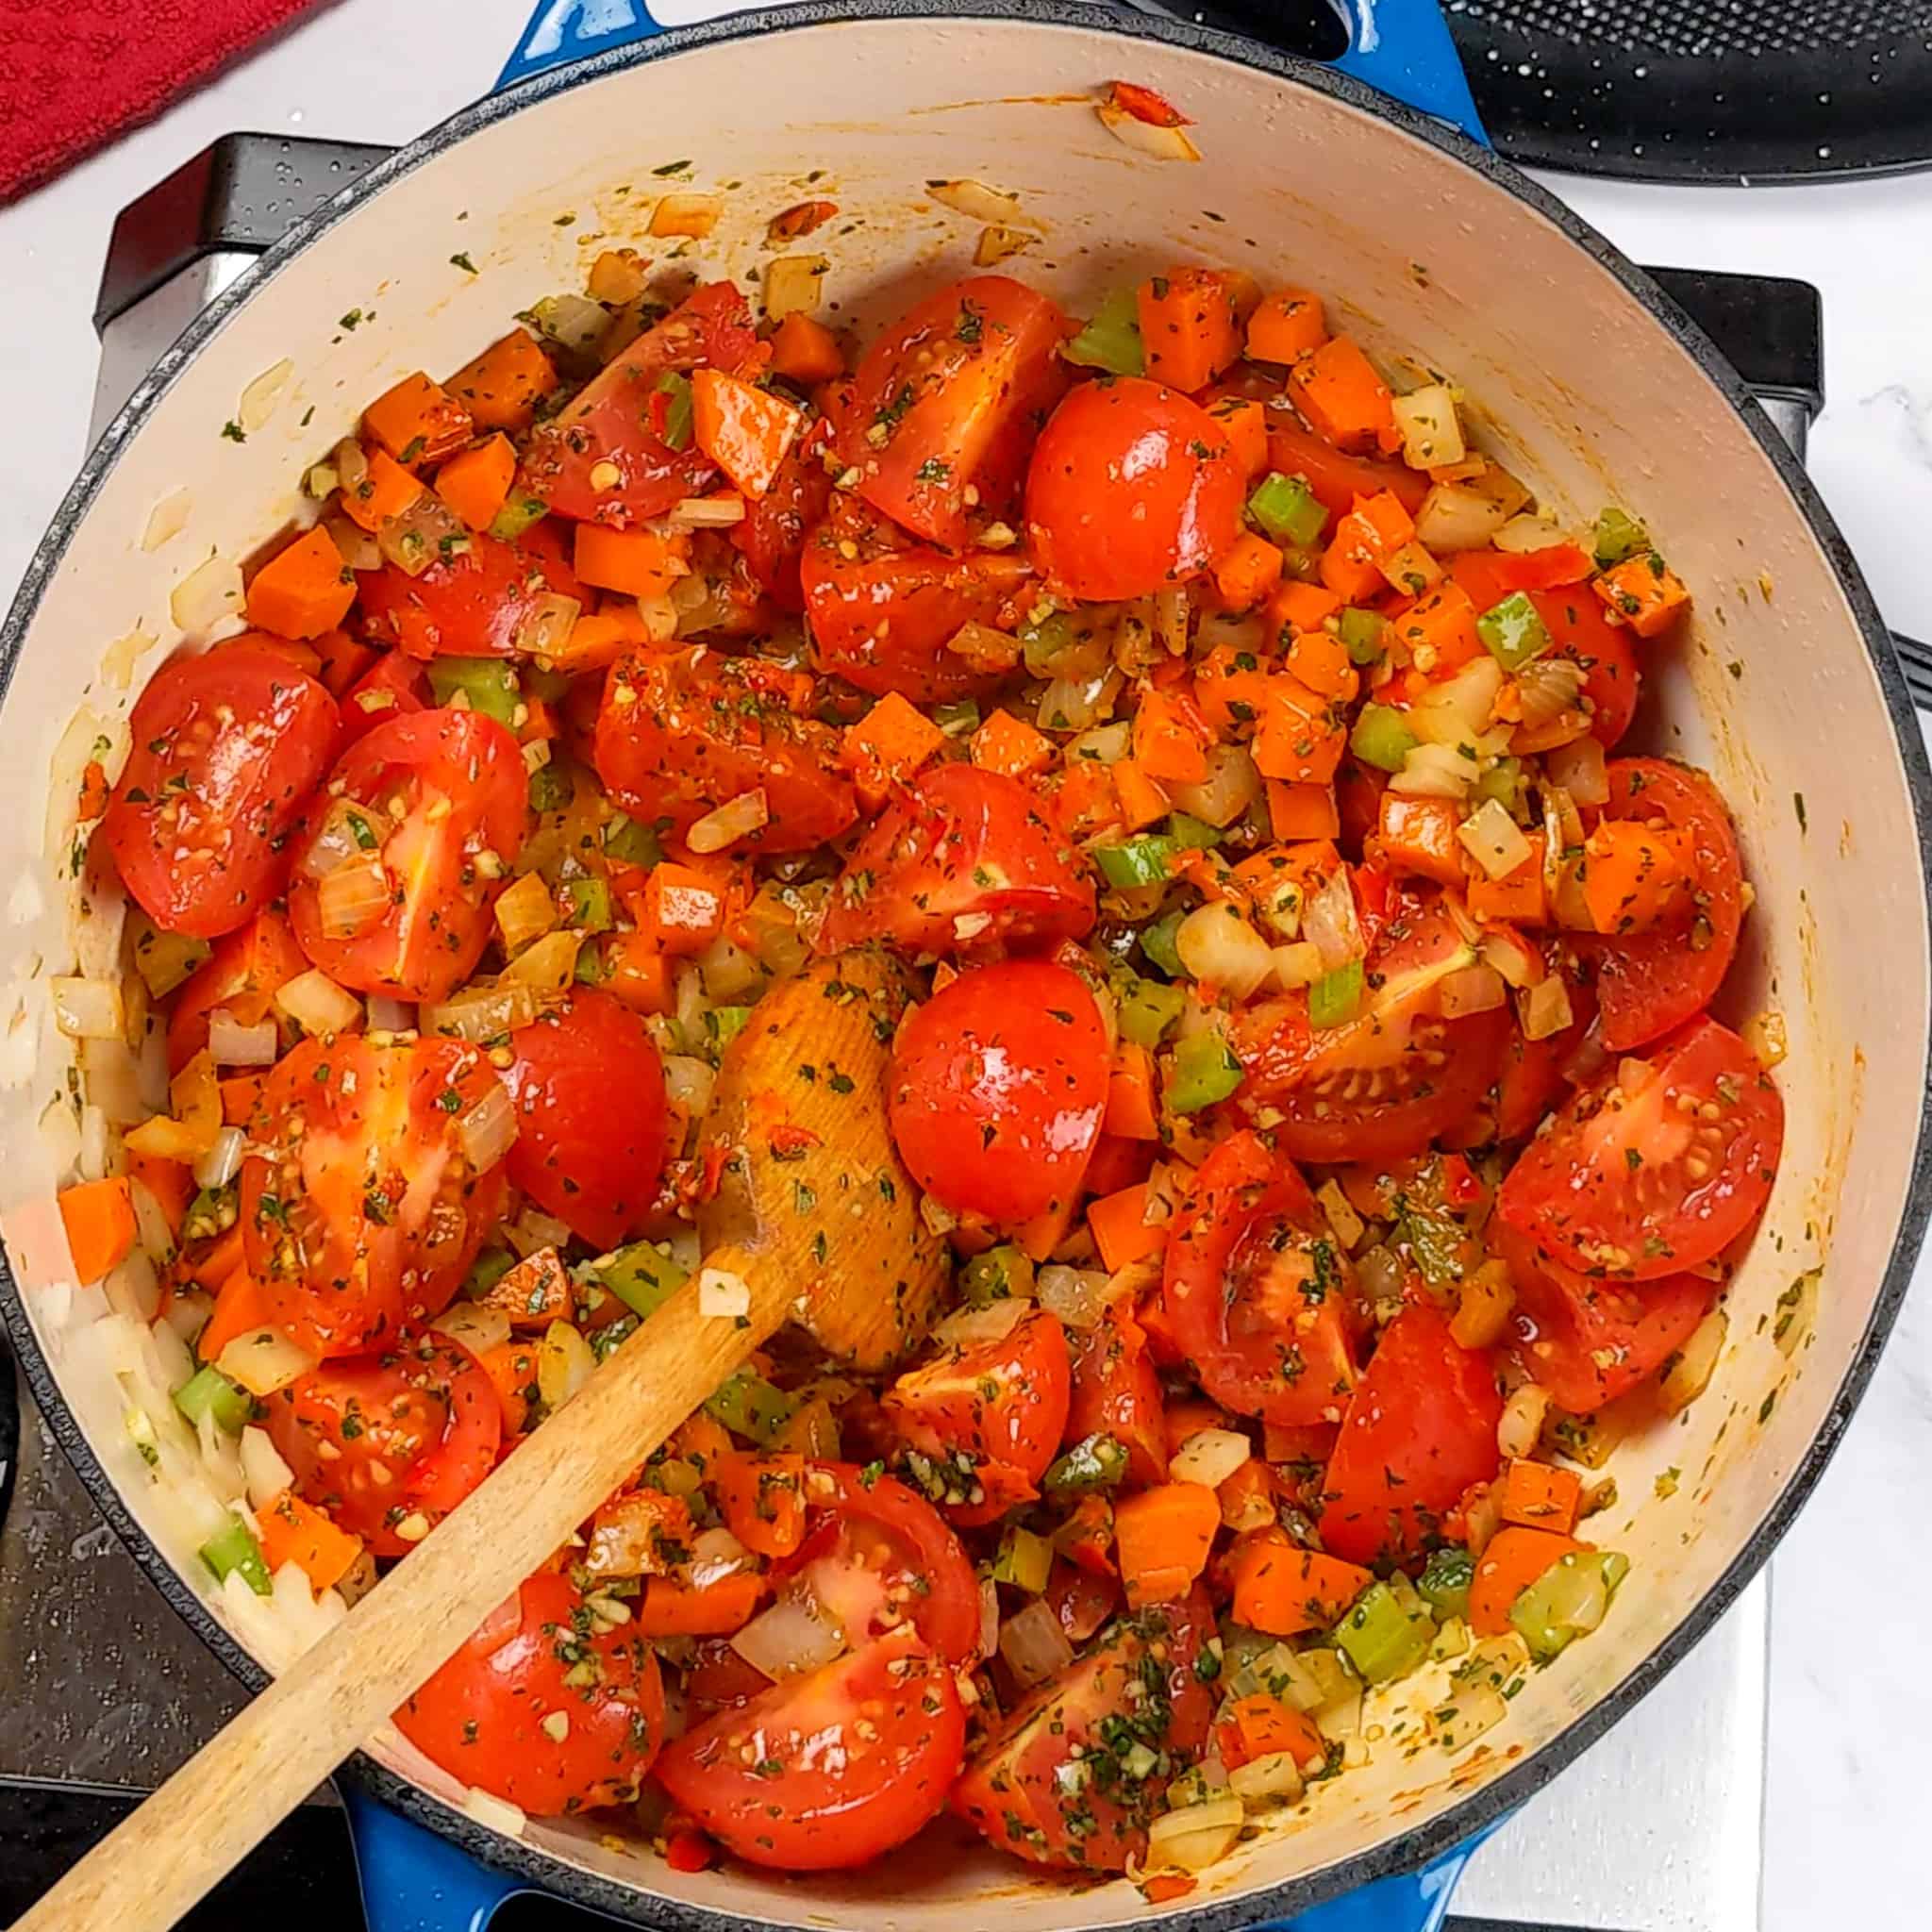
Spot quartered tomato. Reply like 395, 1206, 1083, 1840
1264, 416, 1428, 521
1024, 376, 1244, 600
888, 958, 1108, 1227
1317, 1304, 1502, 1567
1491, 943, 1597, 1142
501, 991, 670, 1251
518, 282, 762, 524
1582, 759, 1744, 1051
1496, 1015, 1782, 1281
1230, 888, 1509, 1162
593, 645, 856, 854
1495, 1222, 1717, 1415
164, 909, 310, 1074
952, 1590, 1215, 1872
800, 492, 1033, 702
264, 1331, 501, 1555
241, 1034, 511, 1357
818, 762, 1095, 958
732, 414, 833, 612
1161, 1129, 1360, 1427
1067, 1306, 1168, 1489
394, 1570, 665, 1813
338, 649, 430, 746
881, 1303, 1071, 1526
355, 522, 585, 660
289, 708, 527, 1005
839, 275, 1070, 549
656, 1627, 964, 1871
101, 641, 337, 939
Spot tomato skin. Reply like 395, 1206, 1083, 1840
889, 959, 1108, 1227
819, 763, 1096, 958
289, 707, 527, 1005
593, 645, 856, 854
242, 1035, 510, 1357
1162, 1129, 1361, 1426
800, 493, 1032, 702
101, 641, 338, 940
355, 523, 585, 660
1265, 417, 1429, 522
656, 1628, 965, 1872
1317, 1304, 1502, 1567
165, 909, 310, 1074
1067, 1307, 1168, 1488
264, 1333, 501, 1555
519, 283, 761, 525
501, 991, 669, 1252
951, 1590, 1216, 1872
732, 415, 833, 612
840, 275, 1070, 550
882, 1306, 1072, 1527
1492, 946, 1597, 1141
1584, 760, 1743, 1052
1497, 1015, 1782, 1282
1025, 377, 1244, 601
395, 1571, 665, 1814
339, 650, 430, 747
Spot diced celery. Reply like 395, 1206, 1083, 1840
1291, 1645, 1361, 1715
591, 1313, 641, 1362
1248, 472, 1329, 549
1020, 610, 1086, 677
707, 1006, 754, 1055
1418, 1544, 1475, 1620
1116, 974, 1187, 1049
172, 1365, 252, 1435
1334, 1578, 1435, 1684
427, 656, 521, 727
1337, 608, 1387, 667
528, 762, 574, 813
463, 1246, 517, 1301
706, 1367, 797, 1443
489, 493, 549, 542
1308, 959, 1364, 1031
1169, 1030, 1243, 1113
1064, 288, 1145, 377
1475, 756, 1526, 818
1509, 1550, 1630, 1660
1401, 1208, 1463, 1285
574, 939, 608, 986
1350, 704, 1420, 774
1476, 591, 1553, 673
593, 1241, 689, 1322
200, 1518, 273, 1597
1140, 908, 1187, 978
654, 371, 694, 451
182, 1183, 239, 1245
962, 1243, 1035, 1306
1043, 1431, 1128, 1495
1095, 835, 1178, 889
564, 875, 613, 933
132, 923, 211, 1001
933, 697, 981, 739
604, 813, 662, 867
993, 1524, 1055, 1594
1592, 507, 1649, 570
1167, 811, 1222, 853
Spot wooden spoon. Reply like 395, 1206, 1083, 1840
18, 948, 947, 1932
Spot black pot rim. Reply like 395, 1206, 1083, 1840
4, 5, 1929, 1926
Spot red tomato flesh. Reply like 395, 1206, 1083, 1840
356, 522, 584, 660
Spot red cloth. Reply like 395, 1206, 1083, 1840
0, 0, 325, 204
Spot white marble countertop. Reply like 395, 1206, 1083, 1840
0, 3, 1926, 1924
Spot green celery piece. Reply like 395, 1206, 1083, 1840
573, 939, 608, 986
1592, 507, 1649, 570
565, 875, 613, 933
528, 762, 574, 813
1169, 1031, 1243, 1113
200, 1518, 273, 1597
1401, 1208, 1463, 1285
427, 656, 521, 727
591, 1313, 641, 1363
172, 1365, 252, 1436
654, 371, 694, 451
1248, 471, 1329, 549
1350, 704, 1419, 774
992, 1524, 1055, 1594
463, 1246, 517, 1301
1095, 835, 1178, 890
1337, 607, 1387, 666
1020, 610, 1085, 677
1510, 1550, 1630, 1660
1043, 1431, 1129, 1495
1064, 289, 1145, 377
933, 697, 981, 739
1475, 756, 1525, 817
707, 1006, 754, 1055
182, 1183, 238, 1246
1476, 591, 1554, 673
962, 1243, 1034, 1306
1140, 908, 1187, 978
1116, 974, 1187, 1049
131, 924, 211, 1001
489, 494, 549, 542
603, 814, 662, 867
1417, 1544, 1475, 1620
1334, 1578, 1435, 1684
1308, 958, 1364, 1031
1167, 812, 1223, 853
706, 1368, 797, 1444
594, 1241, 689, 1322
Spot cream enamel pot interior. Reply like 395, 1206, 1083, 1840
3, 6, 1929, 1928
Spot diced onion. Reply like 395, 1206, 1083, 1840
730, 1593, 847, 1680
457, 1083, 518, 1172
323, 509, 381, 573
651, 193, 723, 239
1170, 743, 1261, 829
1304, 868, 1363, 971
974, 225, 1034, 267
317, 852, 391, 941
762, 255, 828, 321
208, 1009, 278, 1066
217, 1325, 316, 1397
239, 1425, 294, 1511
933, 1299, 1030, 1353
1391, 384, 1465, 470
1407, 656, 1503, 748
1391, 741, 1480, 799
193, 1125, 247, 1190
1096, 98, 1203, 161
666, 494, 748, 529
270, 970, 363, 1045
686, 788, 769, 855
926, 177, 1034, 225
1498, 1382, 1551, 1458
530, 291, 609, 355
688, 1525, 755, 1590
433, 1303, 512, 1358
376, 495, 469, 579
697, 934, 765, 1004
537, 1320, 596, 1410
366, 995, 415, 1033
300, 796, 391, 881
698, 1267, 751, 1320
1035, 1265, 1112, 1333
424, 980, 541, 1043
142, 489, 192, 552
1228, 1750, 1307, 1805
1430, 1680, 1509, 1754
1145, 1796, 1242, 1872
1744, 1008, 1788, 1071
503, 930, 582, 994
661, 1054, 715, 1125
1175, 901, 1273, 1000
1519, 974, 1575, 1042
1067, 721, 1132, 766
1168, 1426, 1250, 1489
1439, 963, 1508, 1018
462, 1788, 527, 1839
1493, 512, 1573, 554
1660, 1309, 1726, 1414
999, 1599, 1074, 1690
978, 1576, 1000, 1660
1544, 733, 1608, 808
1457, 797, 1533, 881
238, 358, 294, 433
172, 554, 243, 636
1272, 941, 1324, 991
81, 1036, 147, 1126
1481, 930, 1541, 990
492, 871, 558, 955
1416, 479, 1517, 554
1514, 657, 1587, 731
1038, 667, 1121, 735
51, 976, 125, 1041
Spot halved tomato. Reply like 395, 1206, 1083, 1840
263, 1332, 501, 1555
655, 1627, 964, 1871
354, 522, 585, 659
1161, 1129, 1360, 1426
338, 649, 430, 746
164, 909, 310, 1074
818, 763, 1095, 958
1496, 1015, 1782, 1281
101, 641, 338, 939
593, 644, 856, 854
1067, 1306, 1168, 1489
1491, 941, 1597, 1142
732, 414, 833, 612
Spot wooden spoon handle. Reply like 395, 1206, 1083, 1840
14, 1250, 784, 1932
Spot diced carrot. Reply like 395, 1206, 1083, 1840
1113, 1481, 1222, 1607
591, 930, 667, 1016
256, 1491, 363, 1591
1354, 490, 1415, 555
1217, 1692, 1328, 1772
636, 1571, 766, 1637
1318, 513, 1386, 601
126, 1151, 194, 1241
58, 1178, 135, 1285
1207, 395, 1269, 480
1267, 779, 1340, 841
574, 524, 688, 600
338, 446, 425, 535
1390, 582, 1483, 675
477, 1245, 572, 1327
1212, 532, 1285, 609
362, 371, 474, 466
767, 312, 844, 385
1467, 831, 1548, 925
1469, 1525, 1583, 1636
446, 329, 558, 434
434, 433, 517, 531
641, 862, 728, 957
1254, 677, 1345, 786
245, 526, 355, 641
1284, 626, 1357, 703
1132, 686, 1211, 783
1263, 1420, 1339, 1466
673, 1412, 737, 1470
541, 605, 647, 673
477, 1339, 538, 1435
1138, 268, 1241, 394
691, 368, 804, 499
1595, 554, 1690, 638
1055, 1493, 1117, 1575
1289, 336, 1398, 455
1050, 758, 1120, 841
1265, 578, 1343, 641
842, 691, 945, 810
1374, 793, 1465, 888
1230, 1525, 1374, 1635
1142, 1874, 1198, 1906
220, 1074, 263, 1128
1192, 646, 1273, 741
312, 628, 378, 698
1015, 1189, 1080, 1265
1498, 1458, 1584, 1535
1245, 287, 1329, 364
76, 759, 109, 822
1100, 758, 1163, 835
969, 708, 1055, 780
1216, 1457, 1277, 1532
715, 1453, 808, 1559
1104, 1041, 1161, 1141
1576, 820, 1686, 936
197, 1265, 271, 1363
1090, 1184, 1164, 1273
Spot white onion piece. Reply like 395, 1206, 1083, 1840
1439, 964, 1508, 1018
1035, 1266, 1112, 1333
974, 225, 1034, 267
171, 554, 243, 636
275, 968, 364, 1038
1146, 1796, 1242, 1871
1493, 512, 1573, 554
762, 255, 828, 322
193, 1125, 247, 1191
79, 1036, 147, 1125
142, 490, 192, 552
999, 1599, 1074, 1690
1037, 667, 1121, 734
1067, 721, 1131, 766
1391, 384, 1465, 470
1519, 974, 1575, 1042
926, 176, 1034, 225
730, 1593, 848, 1680
1407, 656, 1503, 748
1660, 1309, 1727, 1414
1457, 798, 1533, 881
1272, 941, 1324, 991
299, 796, 391, 881
687, 1525, 755, 1590
128, 1174, 177, 1260
536, 1320, 595, 1410
686, 788, 769, 856
1497, 1383, 1551, 1458
1545, 733, 1608, 808
933, 1298, 1030, 1352
434, 1303, 512, 1358
1168, 1426, 1251, 1489
51, 977, 125, 1040
698, 1267, 751, 1320
1228, 1750, 1307, 1805
1304, 869, 1363, 971
1175, 901, 1273, 1000
1416, 480, 1513, 554
316, 852, 391, 941
425, 980, 541, 1043
208, 1010, 278, 1067
1095, 98, 1202, 160
661, 1054, 715, 1124
457, 1083, 517, 1172
239, 1425, 295, 1510
665, 494, 748, 529
651, 192, 723, 238
217, 1325, 316, 1398
77, 1103, 109, 1185
366, 994, 415, 1033
1391, 741, 1480, 798
1169, 743, 1261, 829
238, 358, 294, 432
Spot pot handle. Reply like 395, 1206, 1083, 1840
341, 1785, 526, 1932
1250, 1817, 1504, 1932
495, 1, 1488, 145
